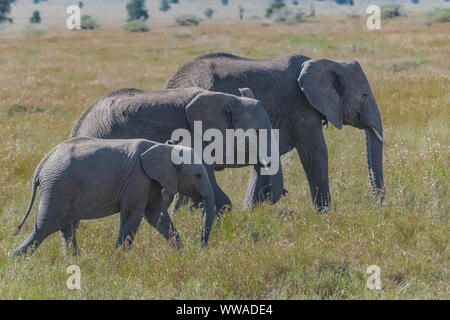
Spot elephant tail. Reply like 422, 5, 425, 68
13, 170, 40, 236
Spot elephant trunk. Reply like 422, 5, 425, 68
200, 193, 216, 247
268, 161, 284, 203
365, 126, 385, 202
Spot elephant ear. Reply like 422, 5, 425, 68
239, 88, 255, 99
140, 144, 180, 195
297, 59, 345, 129
185, 92, 237, 137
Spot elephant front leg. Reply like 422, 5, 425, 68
144, 197, 181, 249
294, 128, 330, 211
205, 165, 232, 214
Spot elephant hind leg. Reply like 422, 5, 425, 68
115, 206, 144, 249
60, 221, 79, 255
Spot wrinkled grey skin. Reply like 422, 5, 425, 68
11, 138, 215, 257
70, 88, 284, 212
167, 53, 387, 210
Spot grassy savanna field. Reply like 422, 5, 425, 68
0, 15, 448, 299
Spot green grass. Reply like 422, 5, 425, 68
0, 17, 448, 299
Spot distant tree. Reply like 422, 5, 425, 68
0, 0, 16, 23
30, 10, 41, 23
309, 5, 316, 17
411, 0, 419, 4
333, 0, 354, 5
78, 1, 84, 9
292, 0, 299, 5
266, 0, 285, 18
159, 0, 171, 12
170, 0, 178, 3
221, 0, 229, 6
126, 0, 148, 21
204, 8, 214, 19
238, 5, 244, 20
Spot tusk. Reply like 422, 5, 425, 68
261, 158, 270, 170
371, 127, 389, 147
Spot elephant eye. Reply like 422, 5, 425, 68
226, 111, 232, 123
361, 93, 368, 101
196, 173, 202, 179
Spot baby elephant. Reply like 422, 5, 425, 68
11, 137, 216, 257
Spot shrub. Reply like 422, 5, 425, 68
175, 15, 201, 26
427, 8, 450, 24
123, 19, 150, 32
7, 104, 45, 116
381, 4, 407, 19
271, 7, 307, 24
80, 15, 100, 30
30, 11, 41, 24
22, 27, 45, 35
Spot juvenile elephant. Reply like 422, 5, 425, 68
70, 88, 284, 212
11, 138, 215, 257
167, 53, 388, 210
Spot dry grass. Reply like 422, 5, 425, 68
0, 17, 448, 299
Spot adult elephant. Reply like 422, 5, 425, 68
166, 53, 388, 210
71, 87, 284, 213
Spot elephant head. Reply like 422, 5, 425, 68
298, 59, 387, 201
184, 90, 284, 204
140, 144, 216, 246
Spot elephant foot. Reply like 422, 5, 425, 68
169, 234, 182, 250
212, 203, 231, 229
374, 186, 386, 205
